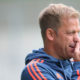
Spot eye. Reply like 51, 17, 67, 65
67, 31, 75, 34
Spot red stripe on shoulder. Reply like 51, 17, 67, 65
30, 60, 42, 80
34, 59, 47, 80
27, 65, 36, 80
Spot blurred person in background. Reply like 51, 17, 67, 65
21, 3, 80, 80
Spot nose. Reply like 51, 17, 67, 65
74, 33, 80, 43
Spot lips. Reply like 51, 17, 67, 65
69, 44, 76, 52
69, 44, 75, 48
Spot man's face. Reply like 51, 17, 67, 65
54, 17, 80, 59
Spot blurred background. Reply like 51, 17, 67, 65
0, 0, 80, 80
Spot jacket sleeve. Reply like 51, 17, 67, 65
21, 66, 30, 80
21, 63, 56, 80
71, 62, 80, 80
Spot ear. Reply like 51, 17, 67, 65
46, 28, 55, 41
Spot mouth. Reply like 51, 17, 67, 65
69, 44, 76, 52
69, 44, 75, 48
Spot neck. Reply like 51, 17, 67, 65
44, 41, 61, 59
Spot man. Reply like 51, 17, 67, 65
21, 3, 80, 80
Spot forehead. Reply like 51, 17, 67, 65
59, 17, 80, 31
68, 17, 79, 25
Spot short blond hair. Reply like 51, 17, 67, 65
39, 3, 80, 41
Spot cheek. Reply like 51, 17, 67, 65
59, 36, 70, 48
63, 37, 74, 50
65, 36, 73, 43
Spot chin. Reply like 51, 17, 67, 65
67, 56, 72, 59
64, 56, 72, 60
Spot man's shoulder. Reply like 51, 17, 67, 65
26, 59, 47, 69
23, 59, 48, 74
21, 59, 51, 80
24, 58, 57, 77
21, 58, 65, 80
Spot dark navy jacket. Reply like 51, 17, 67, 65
21, 48, 80, 80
